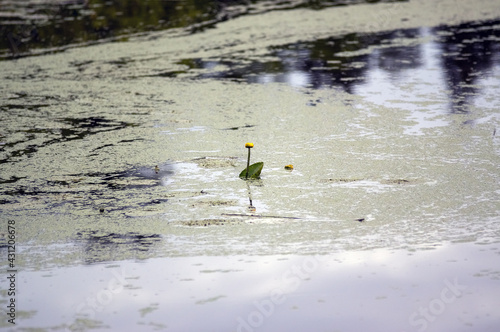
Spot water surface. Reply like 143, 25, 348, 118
1, 0, 500, 331
0, 0, 404, 59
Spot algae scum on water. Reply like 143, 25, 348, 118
0, 0, 499, 261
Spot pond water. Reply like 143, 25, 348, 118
1, 0, 500, 331
0, 0, 402, 59
8, 243, 500, 331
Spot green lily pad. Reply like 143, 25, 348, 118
239, 162, 264, 179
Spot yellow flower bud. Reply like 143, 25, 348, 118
245, 142, 254, 148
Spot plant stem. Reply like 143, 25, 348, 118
245, 148, 251, 178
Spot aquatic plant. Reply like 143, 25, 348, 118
239, 142, 263, 179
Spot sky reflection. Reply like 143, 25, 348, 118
7, 242, 500, 331
178, 19, 500, 115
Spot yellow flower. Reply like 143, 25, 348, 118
284, 164, 293, 170
245, 142, 254, 148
